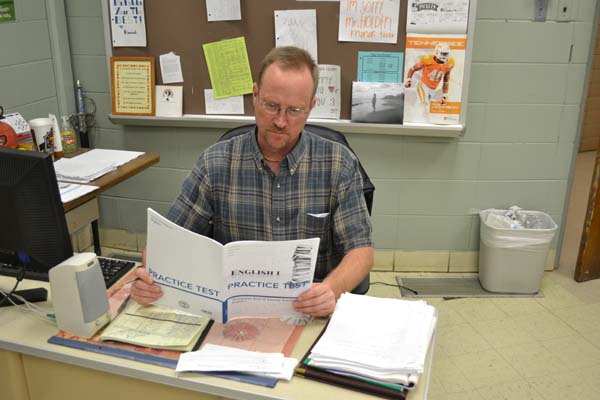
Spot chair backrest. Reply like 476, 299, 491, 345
218, 124, 374, 294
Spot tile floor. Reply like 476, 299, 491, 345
97, 152, 600, 400
366, 151, 600, 400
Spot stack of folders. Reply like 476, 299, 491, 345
296, 293, 437, 399
54, 149, 144, 183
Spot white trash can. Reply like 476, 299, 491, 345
479, 208, 557, 294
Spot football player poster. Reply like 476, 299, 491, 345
403, 34, 466, 125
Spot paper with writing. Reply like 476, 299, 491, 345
159, 52, 184, 84
358, 51, 404, 83
109, 0, 147, 47
310, 65, 341, 119
146, 208, 319, 323
203, 37, 253, 99
206, 0, 241, 21
99, 301, 210, 351
339, 0, 400, 44
406, 0, 469, 34
274, 9, 318, 63
204, 89, 244, 114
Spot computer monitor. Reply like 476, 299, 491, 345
0, 148, 73, 281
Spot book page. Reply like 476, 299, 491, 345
146, 208, 224, 319
99, 301, 210, 351
223, 238, 319, 320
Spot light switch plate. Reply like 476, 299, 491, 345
557, 0, 573, 22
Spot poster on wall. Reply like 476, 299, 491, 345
406, 0, 470, 34
0, 1, 15, 22
339, 0, 400, 44
110, 0, 147, 47
403, 34, 466, 125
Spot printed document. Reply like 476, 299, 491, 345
146, 209, 319, 323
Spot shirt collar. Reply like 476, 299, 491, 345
249, 127, 307, 173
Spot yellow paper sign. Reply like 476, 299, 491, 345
203, 37, 253, 99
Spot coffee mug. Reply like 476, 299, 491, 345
29, 118, 55, 154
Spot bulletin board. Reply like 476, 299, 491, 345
110, 0, 410, 120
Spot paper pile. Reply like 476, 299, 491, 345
176, 344, 298, 381
54, 149, 144, 183
307, 293, 437, 386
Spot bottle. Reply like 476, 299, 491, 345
49, 113, 63, 160
60, 116, 77, 155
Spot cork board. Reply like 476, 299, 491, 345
111, 0, 408, 119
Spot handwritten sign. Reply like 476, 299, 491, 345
275, 9, 318, 63
310, 65, 341, 119
109, 0, 147, 47
339, 0, 400, 44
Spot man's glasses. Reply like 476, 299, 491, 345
259, 99, 308, 119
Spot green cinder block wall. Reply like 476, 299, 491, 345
4, 0, 597, 270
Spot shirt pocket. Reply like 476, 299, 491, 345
301, 212, 331, 246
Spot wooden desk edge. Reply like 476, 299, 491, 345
63, 152, 160, 212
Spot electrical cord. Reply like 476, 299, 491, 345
0, 267, 25, 307
0, 285, 56, 325
370, 281, 419, 295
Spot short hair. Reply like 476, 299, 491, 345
257, 46, 319, 98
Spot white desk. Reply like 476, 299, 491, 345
0, 278, 432, 400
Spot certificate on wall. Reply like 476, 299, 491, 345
111, 57, 156, 116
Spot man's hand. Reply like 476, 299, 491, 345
130, 267, 162, 305
293, 282, 336, 317
404, 78, 412, 88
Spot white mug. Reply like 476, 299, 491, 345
29, 117, 54, 154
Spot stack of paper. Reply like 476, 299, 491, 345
306, 293, 437, 387
54, 149, 144, 183
58, 182, 99, 203
176, 344, 298, 381
99, 301, 211, 352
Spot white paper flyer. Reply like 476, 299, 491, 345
146, 209, 319, 323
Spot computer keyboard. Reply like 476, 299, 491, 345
98, 257, 138, 288
0, 256, 137, 289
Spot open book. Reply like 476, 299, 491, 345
146, 209, 320, 323
98, 301, 211, 351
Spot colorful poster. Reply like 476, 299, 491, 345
310, 65, 341, 119
275, 9, 318, 63
109, 0, 147, 47
203, 37, 253, 99
403, 34, 466, 125
339, 0, 400, 44
357, 51, 404, 83
0, 1, 15, 22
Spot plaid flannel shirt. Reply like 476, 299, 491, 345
167, 127, 373, 279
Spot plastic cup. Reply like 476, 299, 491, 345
29, 118, 55, 154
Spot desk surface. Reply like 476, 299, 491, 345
0, 278, 431, 400
62, 150, 160, 212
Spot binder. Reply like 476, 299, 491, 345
294, 324, 408, 399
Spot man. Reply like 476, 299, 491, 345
404, 42, 454, 105
131, 46, 373, 317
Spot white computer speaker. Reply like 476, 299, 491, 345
49, 253, 110, 338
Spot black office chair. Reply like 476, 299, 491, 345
218, 124, 375, 294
